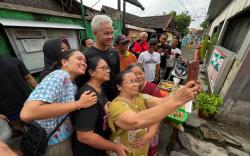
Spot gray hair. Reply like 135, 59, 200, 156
91, 15, 113, 32
126, 63, 145, 72
140, 32, 148, 38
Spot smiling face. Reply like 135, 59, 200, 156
130, 66, 145, 88
90, 59, 110, 82
118, 72, 139, 97
62, 51, 87, 77
160, 35, 168, 45
85, 39, 94, 48
94, 22, 114, 47
116, 42, 129, 54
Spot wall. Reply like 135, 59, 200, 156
208, 0, 250, 38
208, 0, 250, 101
0, 30, 11, 56
113, 20, 122, 40
127, 29, 141, 40
0, 8, 87, 56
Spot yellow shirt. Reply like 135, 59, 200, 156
108, 94, 149, 156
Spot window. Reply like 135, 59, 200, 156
220, 10, 250, 53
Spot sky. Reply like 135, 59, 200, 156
80, 0, 211, 29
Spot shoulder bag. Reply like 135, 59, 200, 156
20, 115, 68, 156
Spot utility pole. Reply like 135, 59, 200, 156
118, 0, 121, 11
122, 0, 126, 34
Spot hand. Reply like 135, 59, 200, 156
154, 76, 159, 83
173, 81, 200, 105
0, 141, 17, 156
114, 144, 130, 156
104, 101, 111, 115
130, 134, 151, 149
77, 91, 97, 109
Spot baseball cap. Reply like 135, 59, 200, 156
115, 35, 130, 45
131, 34, 137, 38
148, 38, 158, 45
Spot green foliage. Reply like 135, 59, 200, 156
204, 32, 219, 62
200, 20, 209, 30
194, 92, 223, 117
168, 11, 191, 35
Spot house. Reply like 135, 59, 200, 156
101, 5, 176, 41
205, 0, 250, 122
0, 0, 122, 73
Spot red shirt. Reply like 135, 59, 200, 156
142, 81, 162, 97
132, 41, 149, 53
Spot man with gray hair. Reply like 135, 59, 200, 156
84, 15, 120, 101
72, 15, 127, 156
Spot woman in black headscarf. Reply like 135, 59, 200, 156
39, 38, 71, 82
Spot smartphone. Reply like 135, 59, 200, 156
187, 60, 199, 82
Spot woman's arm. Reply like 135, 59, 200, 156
0, 141, 17, 156
130, 123, 159, 149
24, 74, 37, 89
114, 81, 199, 130
77, 131, 129, 156
20, 91, 97, 122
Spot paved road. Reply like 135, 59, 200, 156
157, 46, 196, 156
181, 46, 196, 61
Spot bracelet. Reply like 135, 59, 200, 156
75, 101, 80, 110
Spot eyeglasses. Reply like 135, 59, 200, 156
123, 79, 139, 84
96, 66, 111, 71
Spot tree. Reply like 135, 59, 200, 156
200, 20, 209, 30
167, 11, 191, 35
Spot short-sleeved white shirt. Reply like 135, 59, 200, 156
166, 48, 182, 67
138, 51, 161, 82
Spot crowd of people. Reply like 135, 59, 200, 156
0, 14, 200, 156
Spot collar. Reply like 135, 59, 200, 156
120, 51, 130, 57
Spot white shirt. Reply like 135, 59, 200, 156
138, 51, 161, 82
166, 48, 182, 67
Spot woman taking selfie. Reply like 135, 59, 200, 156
108, 70, 199, 156
20, 49, 97, 156
126, 63, 162, 156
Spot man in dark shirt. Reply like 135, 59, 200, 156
0, 56, 37, 120
157, 34, 171, 80
85, 15, 120, 101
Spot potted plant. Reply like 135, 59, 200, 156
194, 92, 223, 119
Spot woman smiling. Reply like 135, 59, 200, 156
108, 70, 200, 156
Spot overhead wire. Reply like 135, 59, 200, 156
176, 0, 189, 13
91, 0, 101, 8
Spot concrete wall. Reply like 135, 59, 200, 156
208, 0, 250, 101
208, 0, 250, 38
0, 8, 86, 56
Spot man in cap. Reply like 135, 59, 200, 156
115, 35, 137, 71
138, 38, 161, 83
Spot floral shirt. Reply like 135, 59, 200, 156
26, 70, 77, 145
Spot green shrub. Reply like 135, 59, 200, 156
194, 92, 223, 117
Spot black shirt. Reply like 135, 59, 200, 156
0, 57, 31, 117
72, 84, 109, 156
85, 46, 120, 101
158, 44, 171, 68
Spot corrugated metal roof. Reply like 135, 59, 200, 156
0, 18, 84, 29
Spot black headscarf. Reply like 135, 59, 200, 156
43, 38, 62, 68
39, 38, 71, 82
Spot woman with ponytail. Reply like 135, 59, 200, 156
20, 49, 97, 156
